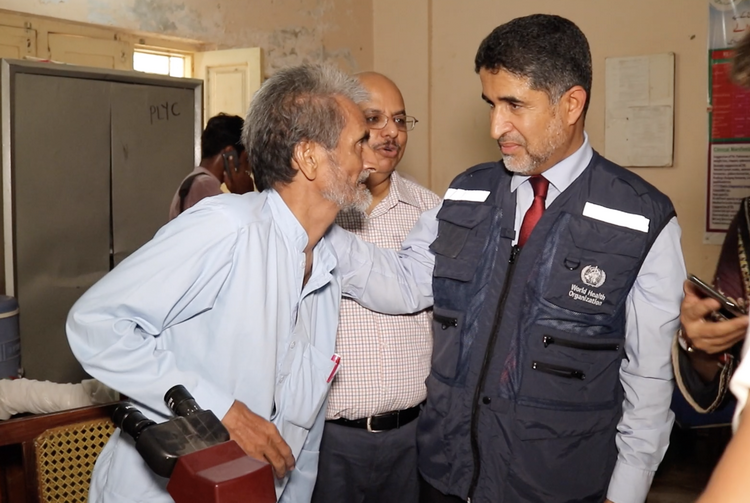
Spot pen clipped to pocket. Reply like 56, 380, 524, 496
327, 354, 342, 383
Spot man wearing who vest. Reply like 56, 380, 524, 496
331, 13, 685, 503
417, 14, 685, 503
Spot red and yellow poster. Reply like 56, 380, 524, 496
707, 0, 750, 243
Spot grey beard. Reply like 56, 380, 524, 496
322, 184, 372, 213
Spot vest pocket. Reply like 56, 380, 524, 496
431, 202, 492, 282
542, 213, 646, 316
519, 325, 623, 407
531, 361, 586, 380
508, 405, 619, 502
542, 335, 620, 352
430, 307, 464, 381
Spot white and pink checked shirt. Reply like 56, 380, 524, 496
326, 171, 441, 420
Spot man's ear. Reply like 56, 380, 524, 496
292, 140, 319, 181
560, 85, 587, 126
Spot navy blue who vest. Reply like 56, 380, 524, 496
417, 151, 676, 503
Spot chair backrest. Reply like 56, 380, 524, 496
33, 417, 115, 503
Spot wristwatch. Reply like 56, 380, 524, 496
677, 327, 694, 353
677, 327, 734, 367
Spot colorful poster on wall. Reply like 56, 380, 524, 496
707, 0, 750, 244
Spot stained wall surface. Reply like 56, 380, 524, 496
0, 0, 373, 75
0, 0, 723, 279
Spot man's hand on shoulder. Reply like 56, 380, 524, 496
221, 400, 295, 479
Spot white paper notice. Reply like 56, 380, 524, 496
627, 106, 673, 166
613, 58, 650, 108
707, 143, 750, 244
605, 53, 675, 167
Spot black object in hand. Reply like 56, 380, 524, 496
688, 273, 747, 320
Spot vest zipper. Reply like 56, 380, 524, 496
468, 244, 520, 500
531, 360, 586, 380
434, 313, 459, 330
542, 335, 620, 352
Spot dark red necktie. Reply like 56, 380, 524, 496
499, 176, 550, 387
518, 175, 549, 247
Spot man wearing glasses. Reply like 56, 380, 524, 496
311, 72, 440, 503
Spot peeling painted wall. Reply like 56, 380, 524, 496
0, 0, 373, 75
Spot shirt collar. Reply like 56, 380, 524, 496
369, 170, 421, 217
266, 188, 338, 278
266, 189, 310, 253
388, 171, 422, 208
510, 132, 593, 194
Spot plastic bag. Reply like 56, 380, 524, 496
0, 378, 118, 420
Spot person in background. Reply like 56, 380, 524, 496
66, 63, 433, 503
311, 72, 440, 503
673, 197, 749, 413
674, 23, 750, 412
168, 113, 254, 220
690, 28, 750, 503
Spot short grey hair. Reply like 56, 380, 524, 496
242, 64, 369, 191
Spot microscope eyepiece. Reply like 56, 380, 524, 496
113, 403, 156, 442
165, 384, 202, 417
110, 383, 234, 482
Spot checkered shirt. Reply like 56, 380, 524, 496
326, 171, 441, 420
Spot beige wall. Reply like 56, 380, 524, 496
375, 0, 717, 279
0, 0, 373, 76
0, 0, 718, 276
373, 0, 430, 187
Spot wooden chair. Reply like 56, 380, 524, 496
0, 403, 119, 503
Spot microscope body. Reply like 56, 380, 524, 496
114, 385, 276, 503
168, 439, 276, 503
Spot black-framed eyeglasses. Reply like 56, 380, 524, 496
365, 113, 418, 132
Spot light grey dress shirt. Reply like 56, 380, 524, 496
67, 189, 433, 503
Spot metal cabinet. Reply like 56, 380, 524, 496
1, 60, 202, 383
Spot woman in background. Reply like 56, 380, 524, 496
675, 197, 749, 413
696, 29, 750, 503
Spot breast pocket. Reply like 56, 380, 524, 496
273, 342, 335, 458
430, 201, 493, 283
275, 342, 334, 429
542, 214, 646, 316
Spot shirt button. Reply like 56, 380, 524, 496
278, 375, 286, 384
290, 341, 297, 349
482, 396, 491, 405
